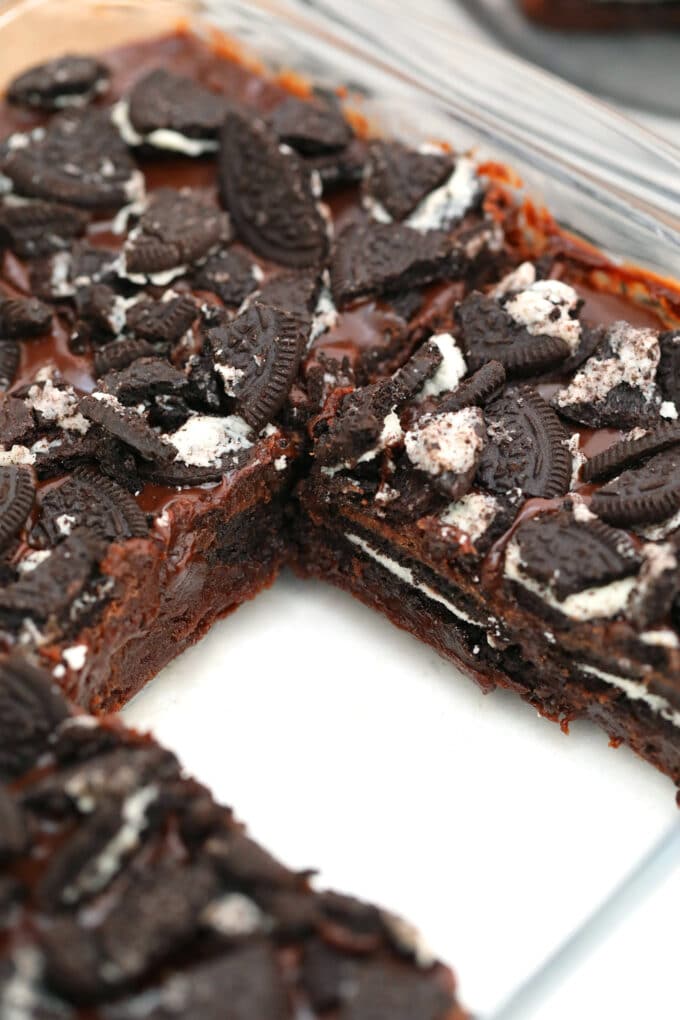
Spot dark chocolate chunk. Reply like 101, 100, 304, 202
209, 303, 306, 429
256, 269, 321, 320
657, 330, 680, 406
0, 198, 89, 258
79, 393, 174, 462
583, 423, 680, 482
0, 297, 52, 339
0, 340, 19, 390
270, 95, 353, 155
7, 54, 109, 111
126, 292, 197, 343
0, 787, 27, 862
477, 387, 572, 499
591, 449, 680, 526
219, 110, 328, 268
122, 189, 230, 280
2, 109, 143, 210
456, 292, 570, 376
304, 137, 368, 191
103, 943, 288, 1020
94, 338, 157, 377
100, 358, 187, 405
0, 527, 108, 626
329, 222, 458, 308
0, 394, 35, 446
0, 465, 35, 552
0, 652, 68, 781
343, 959, 452, 1020
126, 68, 227, 143
192, 248, 260, 307
514, 510, 640, 601
30, 469, 148, 548
363, 140, 455, 222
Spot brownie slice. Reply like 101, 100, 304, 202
296, 262, 680, 785
0, 653, 468, 1019
519, 0, 680, 31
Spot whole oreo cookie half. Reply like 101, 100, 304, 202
270, 94, 353, 155
30, 468, 148, 548
513, 510, 640, 602
7, 55, 110, 111
591, 449, 680, 526
209, 303, 306, 429
477, 387, 572, 500
219, 110, 329, 268
116, 68, 227, 154
1, 109, 144, 210
121, 189, 231, 283
0, 198, 89, 258
330, 222, 458, 308
363, 140, 454, 222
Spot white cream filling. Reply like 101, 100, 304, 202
417, 333, 467, 400
170, 414, 253, 468
580, 664, 680, 729
202, 893, 267, 937
440, 492, 500, 542
347, 533, 480, 625
111, 99, 217, 156
504, 279, 582, 353
405, 406, 485, 478
406, 156, 480, 232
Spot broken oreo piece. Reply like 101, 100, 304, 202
0, 465, 35, 552
591, 449, 680, 527
0, 341, 19, 390
404, 406, 487, 501
30, 469, 148, 549
7, 55, 109, 111
2, 109, 144, 210
434, 360, 507, 415
0, 297, 52, 339
0, 787, 27, 863
219, 110, 329, 268
363, 140, 454, 222
477, 387, 572, 500
270, 94, 353, 155
0, 394, 35, 446
0, 652, 69, 781
256, 270, 321, 321
126, 292, 197, 344
100, 358, 187, 406
0, 198, 89, 258
304, 137, 368, 191
513, 510, 640, 601
583, 423, 680, 482
191, 248, 261, 307
657, 330, 680, 407
456, 292, 571, 376
79, 393, 174, 463
330, 222, 458, 308
121, 189, 230, 283
118, 68, 227, 154
209, 303, 306, 429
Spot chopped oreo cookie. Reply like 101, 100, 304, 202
0, 297, 52, 339
0, 652, 69, 780
79, 392, 173, 462
583, 423, 680, 482
553, 321, 663, 428
120, 189, 231, 284
1, 109, 144, 210
404, 406, 487, 500
0, 395, 35, 446
363, 140, 454, 223
0, 197, 89, 258
330, 222, 459, 308
0, 466, 35, 552
304, 137, 368, 191
100, 357, 187, 405
0, 341, 19, 391
219, 109, 329, 268
126, 292, 198, 344
477, 387, 572, 499
30, 469, 148, 548
114, 68, 227, 155
191, 248, 262, 307
209, 303, 306, 429
270, 94, 353, 155
657, 330, 680, 408
93, 338, 157, 378
313, 380, 400, 470
591, 449, 680, 526
7, 54, 109, 111
255, 269, 321, 321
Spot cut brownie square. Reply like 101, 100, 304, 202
296, 261, 680, 784
0, 652, 468, 1019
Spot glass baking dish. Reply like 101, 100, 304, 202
0, 1, 678, 1016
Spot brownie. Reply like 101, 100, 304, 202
0, 653, 467, 1019
519, 0, 680, 31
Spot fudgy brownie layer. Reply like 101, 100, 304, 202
0, 658, 467, 1019
520, 0, 680, 30
292, 514, 680, 782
